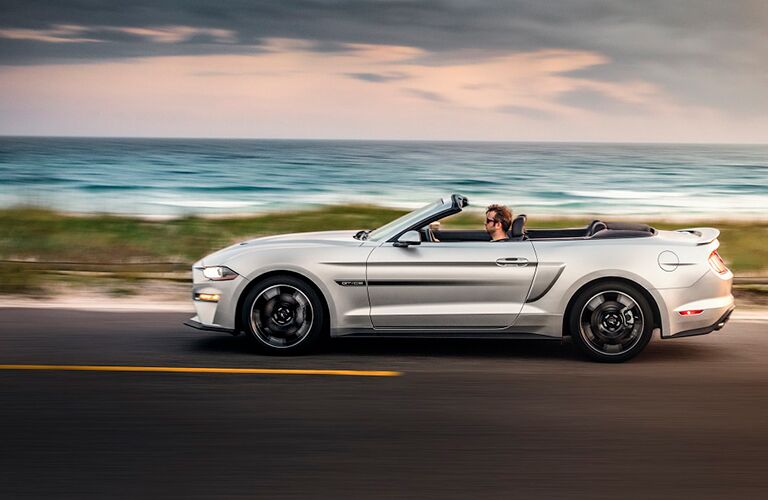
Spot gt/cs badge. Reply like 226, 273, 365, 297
336, 280, 365, 287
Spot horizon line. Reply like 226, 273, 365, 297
1, 134, 767, 147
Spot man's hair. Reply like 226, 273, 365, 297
486, 204, 513, 232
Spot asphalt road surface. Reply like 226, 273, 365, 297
1, 307, 766, 499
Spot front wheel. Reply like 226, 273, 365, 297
241, 276, 326, 355
568, 281, 654, 362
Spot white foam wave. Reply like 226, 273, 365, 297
566, 190, 686, 199
151, 200, 266, 209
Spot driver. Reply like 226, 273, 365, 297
485, 204, 512, 242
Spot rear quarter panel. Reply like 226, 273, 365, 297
521, 233, 716, 337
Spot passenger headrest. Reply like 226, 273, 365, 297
588, 219, 607, 236
509, 214, 527, 239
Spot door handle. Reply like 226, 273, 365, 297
496, 257, 529, 267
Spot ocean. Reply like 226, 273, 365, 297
1, 137, 766, 218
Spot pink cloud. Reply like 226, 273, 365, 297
0, 24, 236, 44
0, 25, 100, 43
107, 26, 235, 44
0, 38, 760, 142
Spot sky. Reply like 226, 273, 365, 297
0, 0, 767, 142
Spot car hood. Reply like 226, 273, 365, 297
240, 230, 362, 246
198, 230, 364, 266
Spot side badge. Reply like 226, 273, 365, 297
336, 280, 365, 287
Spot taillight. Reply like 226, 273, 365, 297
708, 250, 728, 274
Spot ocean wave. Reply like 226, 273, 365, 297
2, 138, 768, 217
1, 176, 72, 185
566, 189, 686, 199
79, 184, 155, 191
449, 179, 498, 187
151, 200, 267, 208
178, 185, 287, 193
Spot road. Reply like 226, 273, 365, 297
0, 307, 766, 499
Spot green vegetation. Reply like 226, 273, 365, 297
0, 205, 408, 264
0, 205, 766, 295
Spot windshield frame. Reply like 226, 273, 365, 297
366, 197, 456, 242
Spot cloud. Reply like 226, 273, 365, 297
0, 0, 767, 122
345, 71, 409, 83
0, 48, 764, 142
495, 105, 553, 119
108, 26, 235, 44
0, 24, 236, 45
403, 88, 449, 102
0, 25, 100, 43
558, 89, 645, 114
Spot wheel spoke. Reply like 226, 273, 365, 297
586, 295, 605, 311
261, 300, 276, 317
581, 322, 596, 341
604, 343, 621, 353
617, 293, 635, 308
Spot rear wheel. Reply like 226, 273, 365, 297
568, 281, 654, 362
241, 275, 326, 355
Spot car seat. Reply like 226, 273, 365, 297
508, 214, 527, 241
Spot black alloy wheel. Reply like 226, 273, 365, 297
568, 281, 654, 362
241, 275, 326, 355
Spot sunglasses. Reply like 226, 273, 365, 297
485, 218, 498, 225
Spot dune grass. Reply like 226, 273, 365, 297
0, 205, 406, 264
0, 205, 766, 294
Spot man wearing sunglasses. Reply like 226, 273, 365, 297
485, 204, 513, 242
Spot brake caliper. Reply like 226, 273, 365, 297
621, 307, 635, 328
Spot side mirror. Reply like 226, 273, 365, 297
393, 230, 421, 247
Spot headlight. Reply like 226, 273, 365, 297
202, 266, 239, 281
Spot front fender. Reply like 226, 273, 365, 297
240, 263, 340, 328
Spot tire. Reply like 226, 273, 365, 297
568, 281, 654, 362
240, 275, 326, 355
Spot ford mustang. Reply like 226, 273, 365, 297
184, 194, 734, 362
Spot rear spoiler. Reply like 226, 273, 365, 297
676, 227, 720, 245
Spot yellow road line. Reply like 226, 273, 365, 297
0, 364, 401, 377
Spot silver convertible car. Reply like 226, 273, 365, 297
185, 194, 734, 362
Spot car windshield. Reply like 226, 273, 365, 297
366, 200, 444, 242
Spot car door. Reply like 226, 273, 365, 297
366, 240, 537, 329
